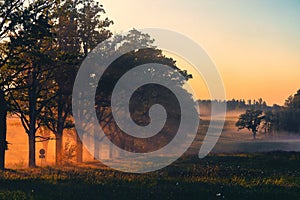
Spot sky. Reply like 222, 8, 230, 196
100, 0, 300, 105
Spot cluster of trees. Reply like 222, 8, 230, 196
227, 98, 268, 111
0, 0, 196, 170
236, 90, 300, 138
93, 46, 195, 153
264, 90, 300, 133
198, 98, 269, 111
0, 0, 113, 169
1, 0, 297, 171
198, 91, 300, 139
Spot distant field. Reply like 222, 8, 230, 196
3, 113, 300, 199
0, 152, 299, 200
5, 111, 300, 168
6, 116, 94, 168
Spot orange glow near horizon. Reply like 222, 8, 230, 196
165, 47, 300, 106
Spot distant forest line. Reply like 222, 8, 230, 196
198, 89, 300, 134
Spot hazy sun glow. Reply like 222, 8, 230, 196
101, 0, 300, 105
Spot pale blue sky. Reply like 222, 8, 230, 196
101, 0, 300, 105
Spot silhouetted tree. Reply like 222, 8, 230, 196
7, 1, 57, 168
0, 0, 27, 170
261, 110, 274, 134
279, 90, 300, 133
236, 109, 264, 139
91, 29, 196, 153
41, 0, 113, 165
0, 87, 7, 170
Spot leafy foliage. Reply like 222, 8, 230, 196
89, 29, 196, 153
236, 109, 264, 139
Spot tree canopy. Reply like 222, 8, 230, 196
236, 109, 264, 139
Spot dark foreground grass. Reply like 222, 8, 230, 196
0, 152, 299, 200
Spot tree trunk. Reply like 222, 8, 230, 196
0, 89, 7, 170
55, 133, 63, 166
55, 111, 64, 165
55, 92, 64, 166
94, 125, 99, 160
76, 130, 83, 163
28, 82, 37, 168
253, 131, 256, 140
28, 131, 36, 168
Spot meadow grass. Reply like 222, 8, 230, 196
0, 151, 299, 200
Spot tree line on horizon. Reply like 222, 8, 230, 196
198, 89, 300, 135
198, 97, 269, 111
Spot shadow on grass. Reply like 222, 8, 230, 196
0, 152, 299, 200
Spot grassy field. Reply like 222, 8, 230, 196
0, 151, 299, 200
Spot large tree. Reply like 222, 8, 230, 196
41, 0, 81, 166
0, 0, 26, 170
236, 109, 264, 139
7, 1, 57, 168
42, 0, 113, 165
85, 29, 196, 156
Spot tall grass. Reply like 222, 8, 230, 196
0, 152, 299, 200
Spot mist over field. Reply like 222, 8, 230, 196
1, 1, 300, 199
5, 116, 94, 168
5, 109, 300, 169
213, 111, 300, 153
